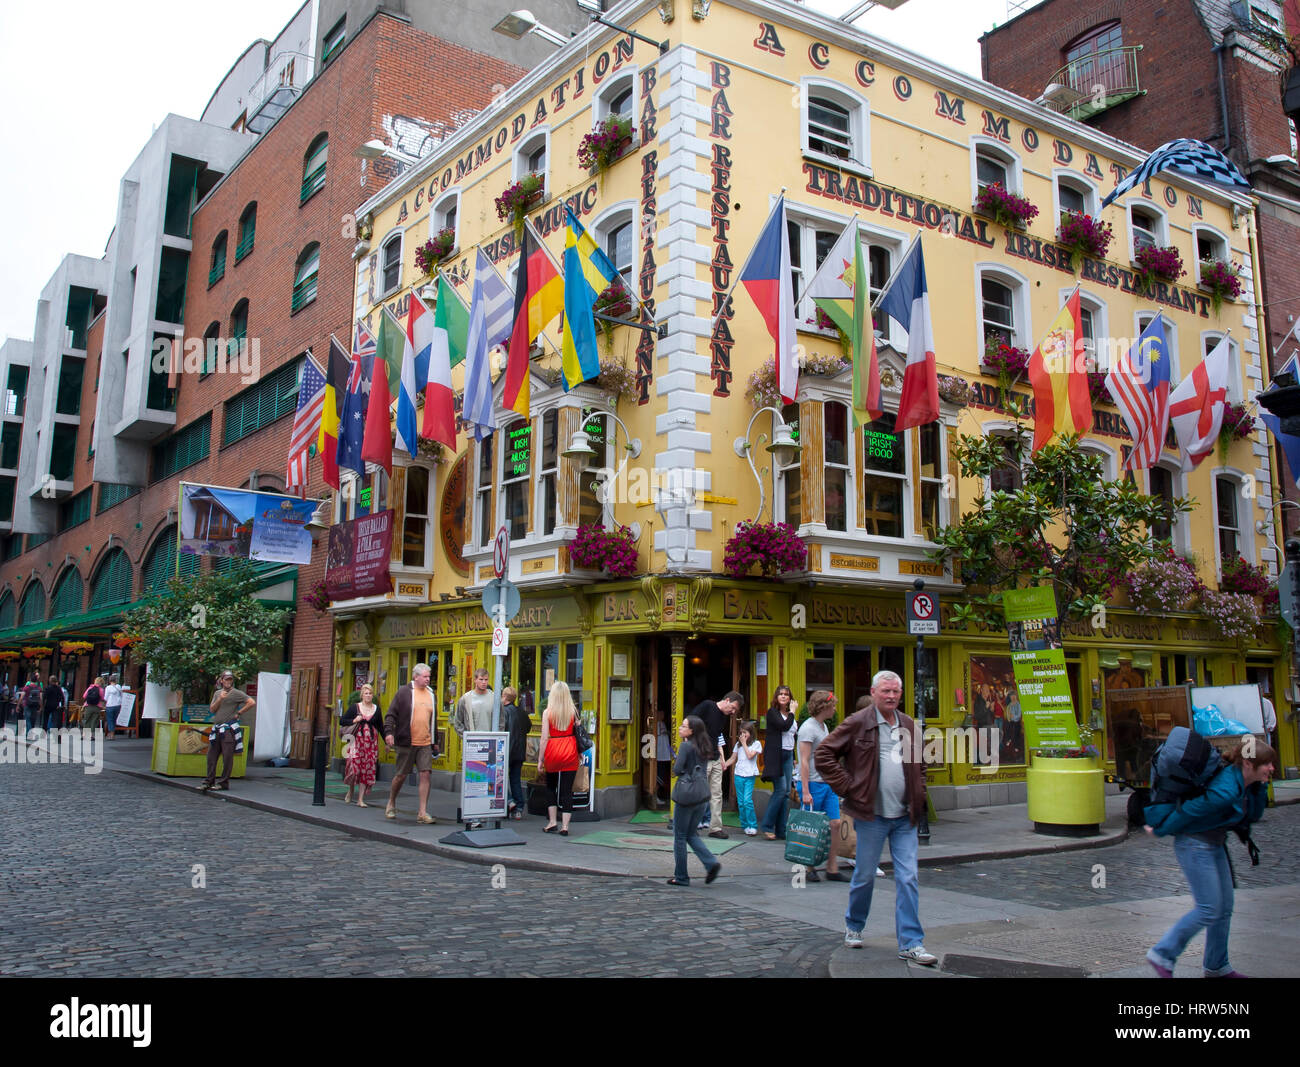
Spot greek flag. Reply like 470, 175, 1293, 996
1101, 139, 1250, 209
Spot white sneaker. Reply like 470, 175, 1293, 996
898, 945, 938, 966
876, 867, 885, 876
744, 827, 757, 836
844, 926, 864, 949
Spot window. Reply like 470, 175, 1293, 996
49, 567, 83, 619
58, 488, 91, 531
230, 300, 249, 345
201, 321, 221, 378
975, 143, 1015, 192
1079, 442, 1117, 480
597, 72, 636, 123
1194, 226, 1229, 286
981, 277, 1015, 349
1202, 332, 1243, 403
19, 581, 45, 626
146, 334, 177, 412
592, 204, 636, 292
787, 213, 899, 336
824, 401, 850, 532
1147, 465, 1177, 543
401, 466, 430, 569
90, 548, 133, 608
209, 231, 227, 286
301, 134, 328, 203
292, 243, 320, 312
1215, 475, 1241, 563
321, 17, 345, 65
475, 436, 494, 547
800, 79, 870, 172
235, 203, 256, 261
778, 402, 802, 527
919, 422, 946, 541
98, 482, 141, 513
432, 191, 460, 250
1072, 290, 1107, 373
1064, 21, 1124, 92
539, 410, 558, 537
576, 413, 609, 528
989, 430, 1023, 493
1055, 173, 1098, 219
151, 414, 211, 482
502, 417, 531, 541
223, 358, 301, 446
1128, 204, 1165, 257
143, 527, 199, 592
861, 413, 905, 537
379, 232, 402, 297
514, 131, 548, 186
0, 592, 13, 630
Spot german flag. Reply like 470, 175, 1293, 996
504, 221, 563, 416
319, 334, 350, 489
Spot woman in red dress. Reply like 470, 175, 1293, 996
341, 682, 384, 806
537, 680, 581, 835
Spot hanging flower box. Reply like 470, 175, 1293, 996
60, 641, 94, 656
570, 523, 639, 578
414, 229, 456, 275
1199, 589, 1261, 643
595, 356, 637, 404
302, 581, 331, 613
593, 280, 634, 352
745, 352, 847, 411
1219, 554, 1269, 597
0, 650, 19, 661
22, 646, 52, 659
1057, 211, 1113, 269
724, 521, 807, 579
1087, 370, 1111, 405
1199, 258, 1244, 314
1217, 402, 1255, 459
495, 173, 545, 234
937, 374, 971, 406
980, 337, 1030, 377
974, 183, 1039, 229
112, 632, 140, 649
577, 115, 635, 176
1134, 244, 1184, 290
417, 438, 447, 464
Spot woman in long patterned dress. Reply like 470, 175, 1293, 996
341, 683, 384, 806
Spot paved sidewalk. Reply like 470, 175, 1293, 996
88, 736, 1291, 877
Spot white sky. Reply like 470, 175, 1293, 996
0, 0, 1009, 345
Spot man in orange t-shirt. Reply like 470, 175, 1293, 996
383, 663, 437, 824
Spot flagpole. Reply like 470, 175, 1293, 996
708, 188, 787, 333
793, 213, 859, 308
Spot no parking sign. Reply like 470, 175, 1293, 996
907, 591, 939, 635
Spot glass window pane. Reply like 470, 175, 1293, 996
863, 414, 904, 475
861, 474, 903, 537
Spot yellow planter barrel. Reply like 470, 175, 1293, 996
1026, 754, 1105, 834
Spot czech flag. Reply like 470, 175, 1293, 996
504, 221, 564, 416
739, 194, 799, 404
1027, 288, 1091, 452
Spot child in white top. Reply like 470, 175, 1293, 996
724, 720, 765, 835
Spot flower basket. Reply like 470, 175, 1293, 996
60, 641, 94, 656
414, 229, 456, 275
1219, 554, 1269, 597
113, 632, 140, 649
417, 438, 447, 464
1134, 244, 1184, 291
745, 352, 847, 410
495, 173, 544, 234
974, 183, 1039, 229
0, 650, 19, 661
577, 115, 634, 176
593, 280, 634, 352
980, 337, 1030, 379
1199, 589, 1261, 643
936, 374, 971, 407
302, 581, 331, 613
1217, 402, 1255, 458
1057, 211, 1113, 270
570, 523, 638, 578
1087, 370, 1110, 405
724, 521, 807, 578
1199, 259, 1244, 315
1125, 550, 1205, 614
22, 646, 52, 659
595, 356, 637, 403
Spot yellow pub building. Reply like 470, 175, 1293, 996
331, 0, 1290, 815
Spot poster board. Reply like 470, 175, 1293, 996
1190, 684, 1265, 735
461, 732, 509, 819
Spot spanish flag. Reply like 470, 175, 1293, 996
1027, 287, 1091, 452
504, 221, 564, 416
319, 334, 350, 489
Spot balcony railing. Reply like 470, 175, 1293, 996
1040, 45, 1144, 122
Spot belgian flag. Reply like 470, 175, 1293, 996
504, 220, 564, 416
319, 334, 350, 489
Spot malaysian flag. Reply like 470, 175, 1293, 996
286, 354, 327, 495
1105, 314, 1171, 470
1100, 139, 1250, 209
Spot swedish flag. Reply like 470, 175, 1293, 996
561, 205, 621, 390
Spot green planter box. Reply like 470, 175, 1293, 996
1026, 753, 1104, 835
151, 719, 252, 779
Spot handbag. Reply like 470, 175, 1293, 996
572, 715, 593, 753
784, 805, 831, 868
672, 756, 710, 806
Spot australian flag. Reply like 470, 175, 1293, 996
338, 320, 375, 480
1101, 139, 1250, 209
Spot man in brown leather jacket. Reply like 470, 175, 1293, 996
815, 670, 937, 966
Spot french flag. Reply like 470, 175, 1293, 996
876, 239, 939, 430
740, 194, 799, 403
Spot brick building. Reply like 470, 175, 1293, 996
0, 2, 584, 753
980, 0, 1300, 517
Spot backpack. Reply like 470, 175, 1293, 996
1149, 726, 1221, 805
24, 684, 41, 709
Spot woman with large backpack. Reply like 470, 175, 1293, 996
1144, 736, 1277, 978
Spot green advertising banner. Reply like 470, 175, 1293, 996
1002, 588, 1081, 749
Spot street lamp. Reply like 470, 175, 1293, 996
492, 9, 570, 47
563, 406, 642, 511
733, 406, 801, 523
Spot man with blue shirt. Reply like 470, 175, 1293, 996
816, 670, 937, 966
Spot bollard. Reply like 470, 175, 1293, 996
312, 734, 328, 806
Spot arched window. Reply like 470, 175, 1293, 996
143, 527, 198, 593
0, 592, 13, 631
209, 231, 228, 286
230, 299, 249, 344
293, 243, 321, 312
379, 231, 402, 296
90, 548, 133, 609
236, 203, 257, 261
801, 79, 870, 171
19, 581, 45, 626
302, 134, 328, 202
202, 321, 221, 378
49, 567, 84, 619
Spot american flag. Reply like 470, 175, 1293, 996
1105, 314, 1171, 470
287, 354, 327, 495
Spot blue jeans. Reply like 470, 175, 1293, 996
672, 799, 718, 882
760, 752, 794, 835
735, 776, 756, 830
1148, 835, 1234, 976
508, 760, 526, 812
845, 815, 925, 951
